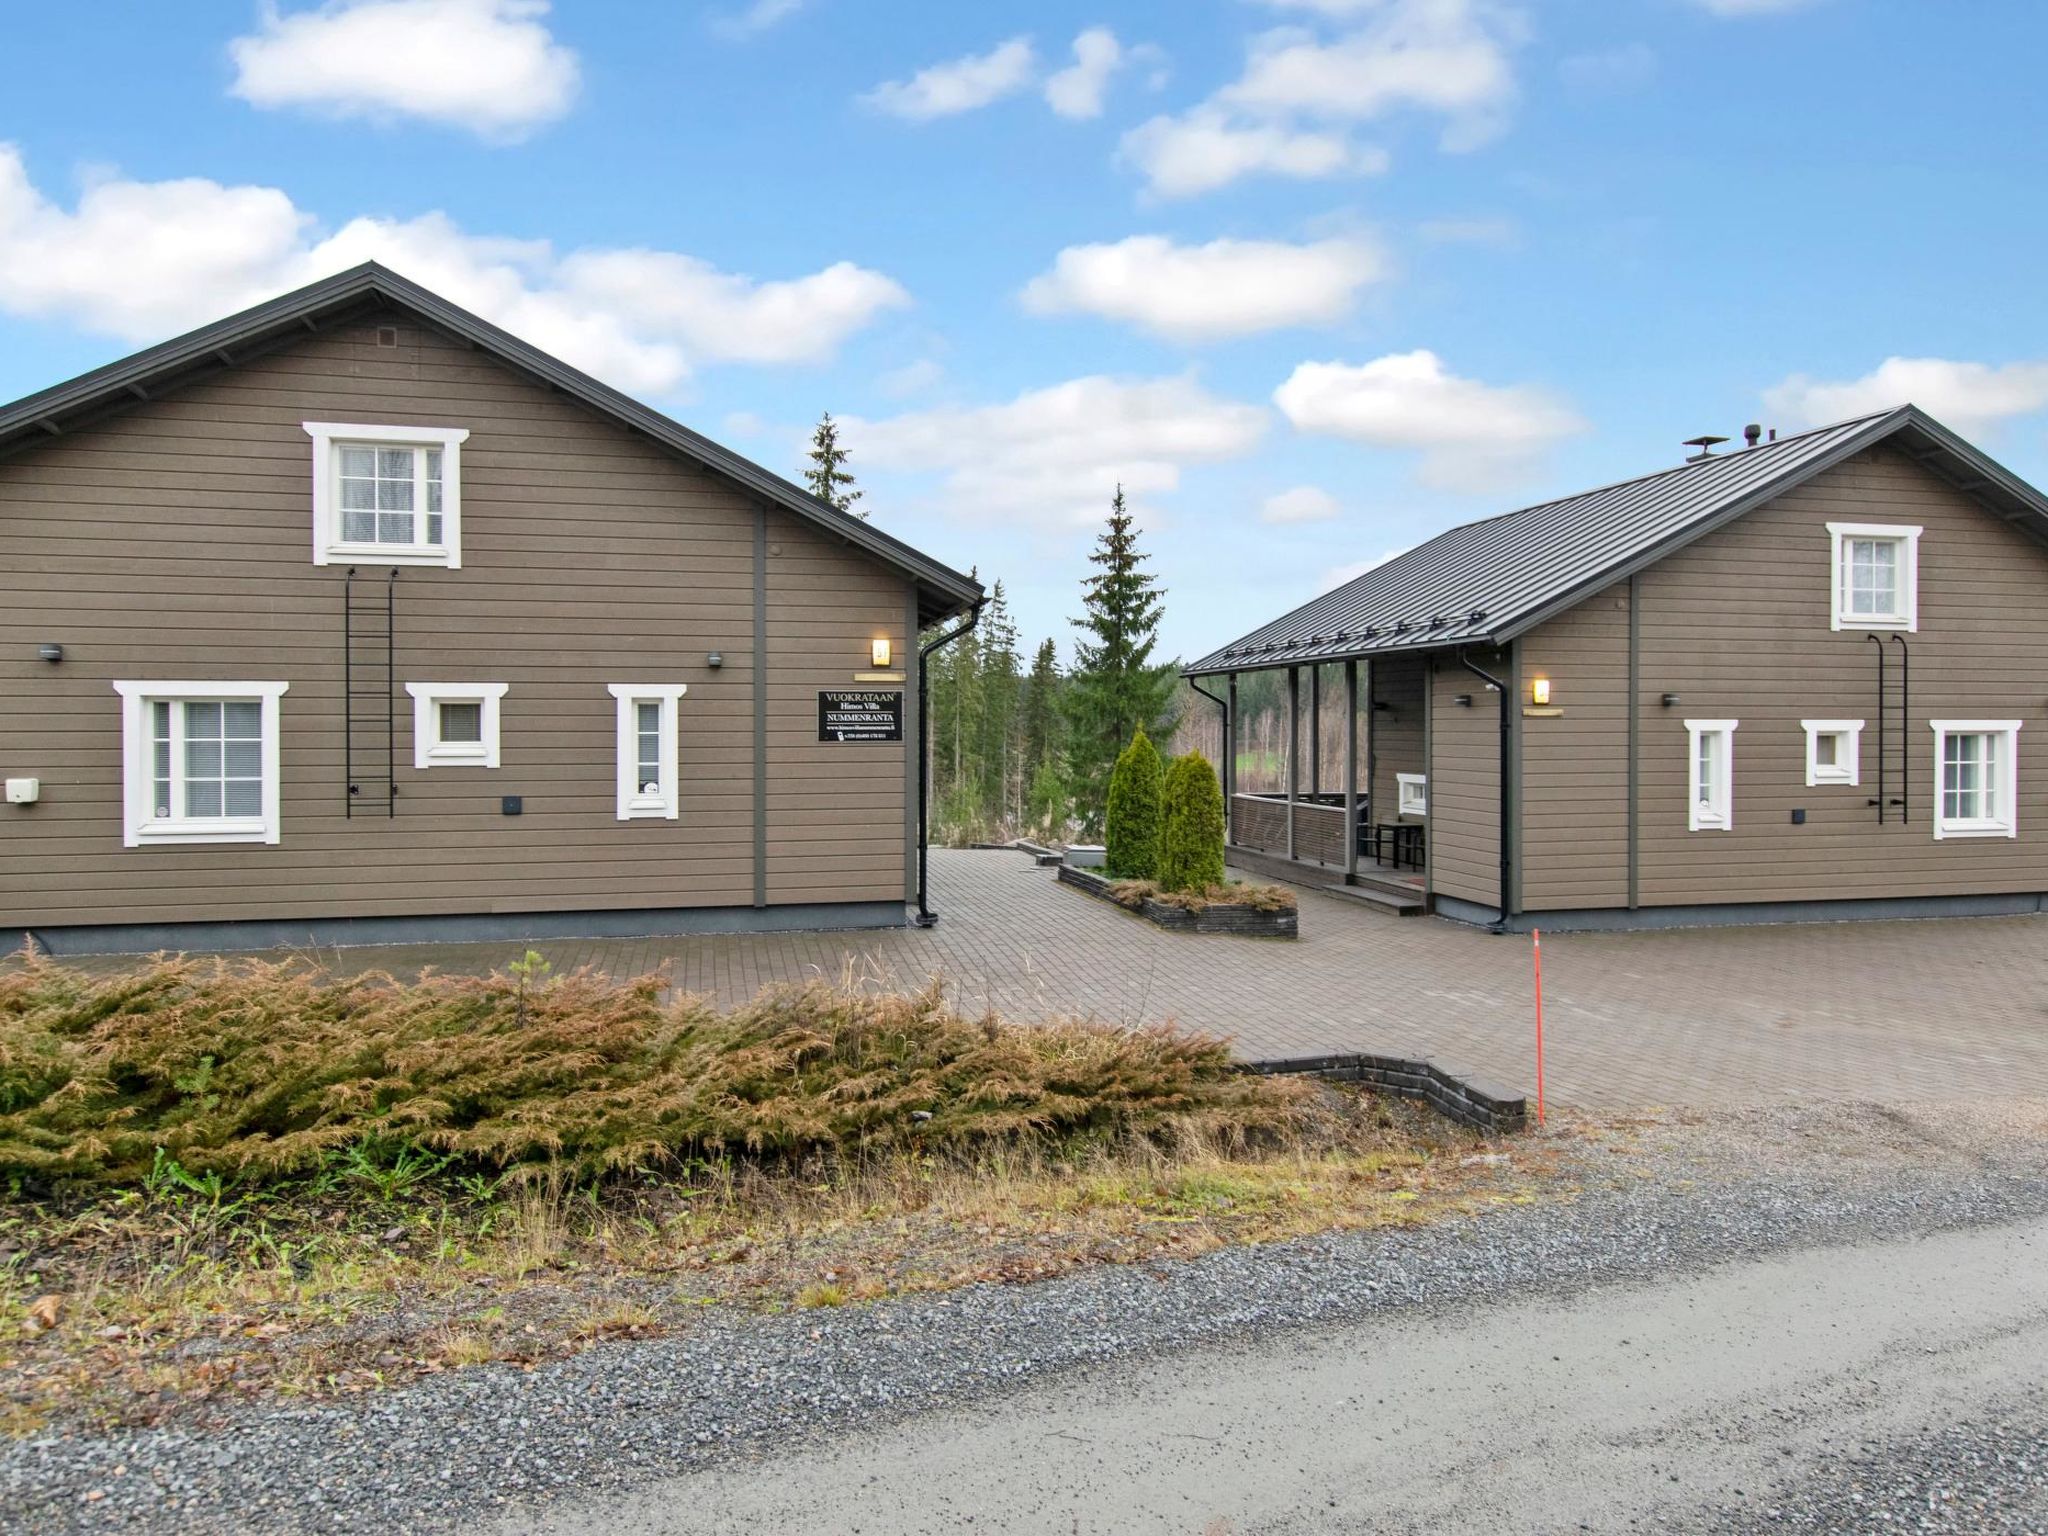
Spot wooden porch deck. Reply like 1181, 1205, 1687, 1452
1225, 841, 1427, 918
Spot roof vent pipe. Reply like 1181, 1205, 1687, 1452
1743, 423, 1763, 448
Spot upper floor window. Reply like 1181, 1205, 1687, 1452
1931, 721, 2020, 840
1685, 719, 1736, 832
112, 681, 288, 847
305, 423, 469, 568
1827, 521, 1921, 632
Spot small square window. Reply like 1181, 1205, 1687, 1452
1827, 522, 1921, 632
1801, 719, 1863, 787
1396, 773, 1427, 817
306, 422, 469, 568
406, 683, 506, 768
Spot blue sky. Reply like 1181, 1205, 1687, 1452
5, 0, 2047, 663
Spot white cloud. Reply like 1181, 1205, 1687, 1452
1275, 349, 1584, 490
228, 0, 579, 142
1763, 358, 2048, 436
710, 0, 803, 38
0, 145, 907, 395
1119, 109, 1387, 199
1021, 234, 1388, 343
1263, 485, 1342, 524
1319, 548, 1405, 592
861, 37, 1037, 121
1691, 0, 1824, 14
1045, 27, 1124, 119
843, 375, 1267, 530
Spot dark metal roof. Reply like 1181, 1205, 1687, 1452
1186, 405, 2048, 675
0, 262, 984, 626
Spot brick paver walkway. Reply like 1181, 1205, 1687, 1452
36, 850, 2048, 1111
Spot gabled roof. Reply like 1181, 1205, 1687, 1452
1185, 405, 2048, 676
0, 263, 983, 625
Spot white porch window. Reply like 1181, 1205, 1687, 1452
1685, 720, 1737, 831
1827, 522, 1921, 632
607, 685, 687, 820
1931, 721, 2020, 840
1801, 719, 1864, 787
1396, 773, 1427, 817
112, 682, 288, 847
305, 422, 469, 568
405, 683, 508, 769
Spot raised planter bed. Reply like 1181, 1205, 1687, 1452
1056, 863, 1298, 938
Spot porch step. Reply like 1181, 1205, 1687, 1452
1321, 882, 1427, 918
1345, 868, 1426, 903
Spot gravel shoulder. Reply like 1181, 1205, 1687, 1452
5, 1097, 2047, 1535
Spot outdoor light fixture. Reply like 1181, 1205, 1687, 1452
706, 651, 723, 670
871, 636, 892, 668
1531, 677, 1552, 706
1661, 692, 1681, 708
37, 643, 62, 664
1453, 693, 1473, 708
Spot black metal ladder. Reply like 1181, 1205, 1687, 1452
344, 567, 398, 817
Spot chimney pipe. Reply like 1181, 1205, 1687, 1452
1769, 427, 1778, 442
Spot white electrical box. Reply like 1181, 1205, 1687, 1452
5, 778, 40, 805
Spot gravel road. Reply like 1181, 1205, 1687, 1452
5, 1099, 2046, 1535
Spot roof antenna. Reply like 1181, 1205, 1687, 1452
1743, 423, 1763, 448
1683, 433, 1730, 463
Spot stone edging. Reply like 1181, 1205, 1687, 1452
1250, 1053, 1527, 1134
1055, 863, 1299, 939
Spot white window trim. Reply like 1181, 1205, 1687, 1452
1930, 720, 2021, 841
112, 681, 288, 848
1395, 772, 1427, 817
305, 422, 470, 569
1685, 719, 1737, 832
1800, 718, 1864, 787
607, 685, 688, 821
405, 683, 508, 769
1826, 521, 1921, 632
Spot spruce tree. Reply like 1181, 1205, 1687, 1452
974, 583, 1022, 829
1065, 487, 1177, 835
804, 412, 865, 518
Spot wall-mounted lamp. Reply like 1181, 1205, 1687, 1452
706, 651, 724, 670
1530, 677, 1552, 707
1452, 693, 1473, 708
871, 636, 893, 669
1661, 692, 1681, 708
37, 643, 62, 664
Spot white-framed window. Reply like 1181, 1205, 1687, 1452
304, 422, 469, 568
1931, 720, 2021, 840
1801, 719, 1864, 787
1685, 719, 1737, 831
1396, 773, 1427, 817
1827, 521, 1921, 632
405, 683, 508, 769
606, 685, 687, 820
111, 682, 288, 847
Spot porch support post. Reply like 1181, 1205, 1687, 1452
1286, 665, 1300, 860
1226, 672, 1239, 844
1343, 659, 1359, 883
1309, 666, 1322, 799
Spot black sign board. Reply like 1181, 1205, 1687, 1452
818, 689, 904, 742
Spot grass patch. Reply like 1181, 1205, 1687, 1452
1105, 880, 1298, 914
0, 951, 1550, 1434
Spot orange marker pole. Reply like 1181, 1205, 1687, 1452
1531, 928, 1547, 1128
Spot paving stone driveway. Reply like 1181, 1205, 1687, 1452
40, 851, 2048, 1111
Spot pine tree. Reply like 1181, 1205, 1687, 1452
804, 412, 865, 519
974, 583, 1022, 829
1065, 487, 1178, 835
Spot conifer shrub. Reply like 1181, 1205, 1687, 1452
0, 952, 1309, 1188
1104, 727, 1164, 879
1159, 751, 1227, 894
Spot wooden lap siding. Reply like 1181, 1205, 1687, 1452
1515, 447, 2048, 912
0, 313, 912, 931
1425, 649, 1503, 909
1368, 654, 1426, 828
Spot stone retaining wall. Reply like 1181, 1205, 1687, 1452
1251, 1052, 1528, 1134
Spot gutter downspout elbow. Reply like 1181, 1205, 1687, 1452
915, 600, 984, 927
1457, 648, 1513, 933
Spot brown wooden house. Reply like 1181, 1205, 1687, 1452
0, 265, 981, 954
1186, 409, 2048, 930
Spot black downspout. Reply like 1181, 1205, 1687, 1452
915, 600, 984, 927
1458, 648, 1514, 932
1189, 676, 1230, 833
